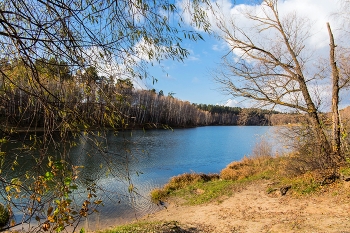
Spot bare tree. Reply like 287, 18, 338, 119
210, 0, 349, 166
327, 23, 341, 159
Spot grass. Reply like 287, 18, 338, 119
170, 179, 235, 205
96, 221, 203, 233
340, 167, 350, 176
150, 151, 346, 204
150, 173, 220, 203
268, 171, 323, 195
150, 155, 280, 205
96, 221, 164, 233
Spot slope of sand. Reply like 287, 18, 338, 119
142, 181, 350, 233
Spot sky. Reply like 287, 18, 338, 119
138, 0, 349, 110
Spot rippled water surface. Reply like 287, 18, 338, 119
3, 126, 277, 230
75, 126, 276, 229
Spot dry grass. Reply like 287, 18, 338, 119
220, 157, 256, 180
220, 138, 277, 181
219, 155, 277, 180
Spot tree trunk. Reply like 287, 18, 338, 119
297, 74, 332, 163
327, 22, 342, 161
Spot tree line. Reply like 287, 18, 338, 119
1, 59, 286, 130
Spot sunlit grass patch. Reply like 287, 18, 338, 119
340, 166, 350, 176
173, 179, 236, 205
267, 170, 337, 196
97, 221, 184, 233
220, 137, 281, 181
150, 173, 219, 202
288, 172, 323, 194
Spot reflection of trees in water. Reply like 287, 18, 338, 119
0, 131, 158, 231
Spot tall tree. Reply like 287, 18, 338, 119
327, 23, 341, 160
207, 0, 349, 166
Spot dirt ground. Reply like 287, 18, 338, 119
142, 181, 350, 233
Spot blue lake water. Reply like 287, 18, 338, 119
72, 126, 276, 230
2, 126, 278, 231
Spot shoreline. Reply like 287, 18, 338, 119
111, 180, 350, 233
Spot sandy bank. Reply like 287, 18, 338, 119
141, 180, 350, 233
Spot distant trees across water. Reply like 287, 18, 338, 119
194, 104, 280, 126
1, 59, 323, 129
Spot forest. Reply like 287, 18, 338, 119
0, 58, 285, 130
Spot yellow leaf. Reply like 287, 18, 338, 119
93, 200, 102, 205
48, 215, 55, 223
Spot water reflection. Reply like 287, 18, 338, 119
1, 126, 275, 231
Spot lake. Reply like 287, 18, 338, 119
2, 126, 278, 231
72, 126, 278, 230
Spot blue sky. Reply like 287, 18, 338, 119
140, 0, 349, 110
146, 34, 228, 105
145, 0, 250, 106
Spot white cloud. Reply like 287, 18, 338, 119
178, 0, 350, 109
178, 0, 346, 61
212, 44, 220, 51
212, 41, 228, 51
228, 1, 340, 58
86, 31, 194, 90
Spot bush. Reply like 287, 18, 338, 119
278, 125, 337, 177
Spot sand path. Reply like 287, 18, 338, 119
142, 181, 350, 233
